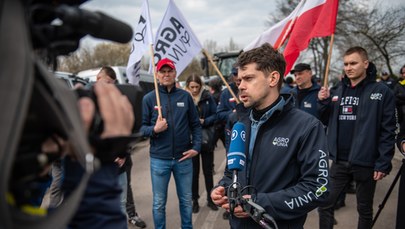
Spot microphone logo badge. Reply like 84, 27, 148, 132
231, 129, 238, 141
241, 130, 246, 141
231, 129, 246, 141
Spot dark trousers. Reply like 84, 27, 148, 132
318, 162, 376, 229
396, 161, 405, 229
192, 150, 214, 202
125, 158, 137, 218
213, 123, 226, 148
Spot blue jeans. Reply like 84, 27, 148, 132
117, 172, 127, 214
150, 157, 193, 229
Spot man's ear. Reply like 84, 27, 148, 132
269, 71, 280, 88
364, 60, 369, 69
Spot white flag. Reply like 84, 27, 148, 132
126, 0, 154, 85
152, 0, 202, 77
243, 0, 306, 52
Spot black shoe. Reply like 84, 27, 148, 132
207, 201, 218, 211
128, 215, 146, 228
192, 200, 200, 213
222, 211, 229, 220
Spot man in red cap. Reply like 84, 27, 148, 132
141, 58, 202, 229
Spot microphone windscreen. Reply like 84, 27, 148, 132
227, 122, 246, 171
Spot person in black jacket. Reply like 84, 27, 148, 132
290, 63, 321, 119
211, 43, 330, 229
394, 64, 405, 135
317, 46, 396, 229
185, 75, 218, 213
380, 69, 396, 91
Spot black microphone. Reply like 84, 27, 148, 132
227, 122, 246, 213
56, 5, 133, 43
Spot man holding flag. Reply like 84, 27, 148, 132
141, 58, 202, 229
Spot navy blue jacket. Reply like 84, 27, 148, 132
318, 66, 396, 173
219, 95, 329, 229
196, 89, 217, 128
217, 83, 239, 122
290, 82, 321, 119
141, 85, 202, 159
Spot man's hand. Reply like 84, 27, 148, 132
93, 82, 134, 138
232, 194, 251, 218
179, 149, 198, 162
318, 86, 330, 101
114, 157, 126, 167
232, 205, 250, 218
211, 186, 228, 208
374, 171, 386, 180
154, 115, 168, 133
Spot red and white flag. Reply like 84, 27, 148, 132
244, 0, 338, 75
151, 0, 203, 77
126, 0, 154, 85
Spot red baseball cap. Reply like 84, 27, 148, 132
156, 58, 176, 71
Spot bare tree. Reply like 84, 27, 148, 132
178, 58, 204, 81
203, 39, 219, 55
227, 38, 240, 52
267, 0, 405, 84
341, 4, 405, 75
58, 42, 131, 73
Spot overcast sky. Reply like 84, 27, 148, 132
81, 0, 278, 49
81, 0, 404, 50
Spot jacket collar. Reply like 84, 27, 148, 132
158, 83, 177, 93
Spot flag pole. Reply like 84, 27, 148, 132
323, 34, 334, 88
202, 49, 240, 104
149, 44, 163, 118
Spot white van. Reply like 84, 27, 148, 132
77, 66, 128, 84
77, 66, 155, 93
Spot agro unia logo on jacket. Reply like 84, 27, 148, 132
272, 137, 289, 147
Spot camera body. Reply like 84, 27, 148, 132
76, 83, 144, 137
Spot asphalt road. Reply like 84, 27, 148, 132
130, 140, 403, 229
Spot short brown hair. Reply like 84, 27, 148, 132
237, 43, 286, 90
344, 46, 369, 61
100, 66, 117, 81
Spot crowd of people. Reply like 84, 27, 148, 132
8, 42, 405, 229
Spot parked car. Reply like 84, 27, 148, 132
76, 66, 128, 84
53, 71, 89, 88
77, 66, 154, 93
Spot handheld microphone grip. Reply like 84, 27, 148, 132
227, 122, 246, 213
227, 122, 246, 171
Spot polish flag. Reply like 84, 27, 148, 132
244, 0, 338, 75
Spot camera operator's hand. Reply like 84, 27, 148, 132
211, 186, 228, 208
78, 83, 134, 138
95, 83, 134, 138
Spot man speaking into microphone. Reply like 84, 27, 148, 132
211, 43, 330, 229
